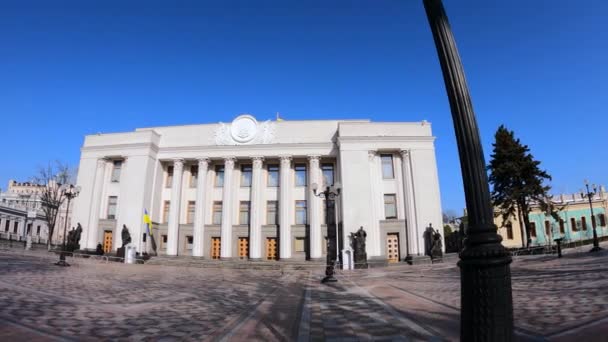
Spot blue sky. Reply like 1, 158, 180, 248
1, 0, 606, 214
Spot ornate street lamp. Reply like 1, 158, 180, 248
580, 180, 601, 252
312, 181, 341, 283
55, 184, 80, 267
422, 0, 514, 340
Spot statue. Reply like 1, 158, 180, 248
350, 226, 368, 269
431, 229, 443, 260
423, 224, 435, 257
96, 243, 104, 255
121, 224, 132, 247
65, 224, 82, 253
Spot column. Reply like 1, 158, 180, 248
166, 159, 184, 256
279, 155, 292, 259
308, 155, 322, 259
220, 157, 236, 259
192, 158, 209, 257
86, 158, 107, 250
249, 157, 264, 260
368, 151, 381, 256
400, 150, 418, 255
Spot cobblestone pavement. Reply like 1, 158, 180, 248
1, 245, 607, 341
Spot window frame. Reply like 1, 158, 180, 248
383, 194, 397, 219
163, 200, 170, 223
240, 165, 252, 187
239, 201, 251, 225
165, 166, 174, 188
267, 165, 279, 187
295, 163, 307, 187
266, 200, 278, 225
321, 163, 334, 187
212, 201, 223, 225
295, 200, 307, 225
380, 154, 395, 179
111, 160, 122, 183
186, 201, 196, 224
107, 196, 118, 220
189, 165, 198, 188
215, 165, 225, 187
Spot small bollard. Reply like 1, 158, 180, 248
554, 238, 563, 258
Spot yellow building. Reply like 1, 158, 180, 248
494, 189, 608, 248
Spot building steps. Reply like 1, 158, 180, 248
145, 255, 326, 270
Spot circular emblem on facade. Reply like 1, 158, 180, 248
230, 114, 258, 143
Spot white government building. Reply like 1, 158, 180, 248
72, 114, 443, 263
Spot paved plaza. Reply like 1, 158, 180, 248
0, 245, 607, 341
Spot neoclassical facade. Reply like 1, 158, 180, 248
72, 115, 443, 262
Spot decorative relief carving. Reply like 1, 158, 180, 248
213, 114, 276, 145
252, 156, 264, 169
223, 157, 236, 169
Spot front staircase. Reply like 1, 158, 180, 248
145, 255, 326, 271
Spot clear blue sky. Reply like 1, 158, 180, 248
1, 0, 606, 214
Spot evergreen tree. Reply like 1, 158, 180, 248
488, 125, 552, 247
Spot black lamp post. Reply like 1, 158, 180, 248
422, 0, 514, 340
312, 181, 341, 283
581, 180, 601, 252
55, 184, 80, 267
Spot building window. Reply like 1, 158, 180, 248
295, 200, 307, 225
4, 220, 9, 231
36, 225, 41, 236
384, 194, 397, 219
544, 221, 551, 236
241, 165, 252, 187
267, 165, 279, 187
506, 223, 513, 240
186, 201, 195, 224
111, 160, 122, 182
322, 163, 334, 187
529, 222, 537, 237
295, 164, 307, 187
266, 201, 278, 225
163, 201, 170, 223
186, 235, 193, 250
107, 196, 118, 219
582, 216, 587, 230
215, 165, 224, 187
294, 237, 305, 252
381, 154, 394, 179
166, 166, 174, 188
212, 201, 223, 225
559, 219, 565, 234
13, 221, 18, 233
239, 201, 251, 225
599, 214, 606, 227
571, 218, 578, 232
190, 165, 198, 188
161, 235, 168, 249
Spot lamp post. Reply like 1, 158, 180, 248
422, 0, 513, 340
312, 181, 341, 283
55, 184, 80, 267
581, 180, 601, 252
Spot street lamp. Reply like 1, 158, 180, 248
580, 180, 601, 252
423, 0, 514, 339
312, 181, 341, 283
55, 184, 80, 267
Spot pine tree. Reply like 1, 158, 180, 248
488, 125, 552, 247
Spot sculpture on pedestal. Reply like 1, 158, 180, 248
66, 223, 83, 252
121, 224, 132, 247
350, 226, 368, 269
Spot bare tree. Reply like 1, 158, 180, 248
32, 161, 74, 251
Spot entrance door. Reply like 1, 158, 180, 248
238, 237, 249, 259
103, 231, 113, 254
266, 237, 278, 260
387, 233, 400, 263
211, 237, 221, 259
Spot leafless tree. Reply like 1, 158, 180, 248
32, 161, 74, 250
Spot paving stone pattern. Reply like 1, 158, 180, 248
1, 245, 607, 341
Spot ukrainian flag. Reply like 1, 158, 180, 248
143, 209, 158, 255
143, 209, 152, 236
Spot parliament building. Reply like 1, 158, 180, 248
71, 114, 443, 263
